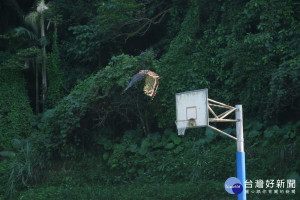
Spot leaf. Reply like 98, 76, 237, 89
263, 129, 273, 138
248, 130, 260, 137
0, 151, 16, 157
111, 164, 117, 168
252, 121, 263, 131
11, 139, 22, 150
103, 152, 109, 161
138, 168, 144, 175
139, 139, 151, 155
97, 137, 113, 150
174, 146, 184, 154
223, 128, 233, 134
139, 147, 148, 155
104, 142, 113, 150
289, 131, 296, 139
165, 143, 175, 149
264, 125, 281, 138
128, 167, 136, 173
128, 144, 138, 153
24, 11, 40, 33
170, 134, 182, 145
205, 128, 217, 142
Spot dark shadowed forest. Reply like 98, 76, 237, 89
0, 0, 299, 199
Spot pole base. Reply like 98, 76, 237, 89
236, 152, 246, 200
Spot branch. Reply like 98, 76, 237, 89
113, 8, 171, 42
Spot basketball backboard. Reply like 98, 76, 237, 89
175, 89, 208, 135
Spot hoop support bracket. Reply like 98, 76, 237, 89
207, 98, 238, 141
208, 125, 237, 141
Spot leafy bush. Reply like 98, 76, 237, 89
0, 66, 35, 150
16, 181, 236, 200
2, 120, 297, 199
40, 51, 158, 158
0, 158, 10, 196
5, 139, 42, 196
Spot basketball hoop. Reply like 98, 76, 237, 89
175, 120, 189, 135
174, 88, 247, 199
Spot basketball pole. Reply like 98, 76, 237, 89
175, 90, 247, 198
235, 105, 246, 200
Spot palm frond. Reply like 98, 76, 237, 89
13, 27, 38, 40
24, 11, 40, 34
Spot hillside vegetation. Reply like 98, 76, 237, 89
0, 0, 299, 199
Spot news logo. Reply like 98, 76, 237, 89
225, 177, 243, 194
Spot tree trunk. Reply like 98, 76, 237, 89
35, 61, 39, 114
41, 12, 47, 111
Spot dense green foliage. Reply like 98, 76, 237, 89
39, 52, 157, 159
46, 28, 64, 109
156, 0, 300, 127
0, 0, 299, 199
0, 58, 35, 150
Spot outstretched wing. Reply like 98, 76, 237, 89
124, 70, 149, 91
143, 71, 160, 98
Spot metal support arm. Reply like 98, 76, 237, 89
208, 125, 237, 141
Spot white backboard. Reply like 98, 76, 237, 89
176, 89, 209, 130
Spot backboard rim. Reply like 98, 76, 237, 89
175, 88, 208, 96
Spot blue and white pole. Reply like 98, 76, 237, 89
236, 105, 246, 200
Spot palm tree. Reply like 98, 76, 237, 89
25, 0, 48, 111
1, 0, 42, 114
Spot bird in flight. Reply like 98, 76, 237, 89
124, 70, 160, 99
